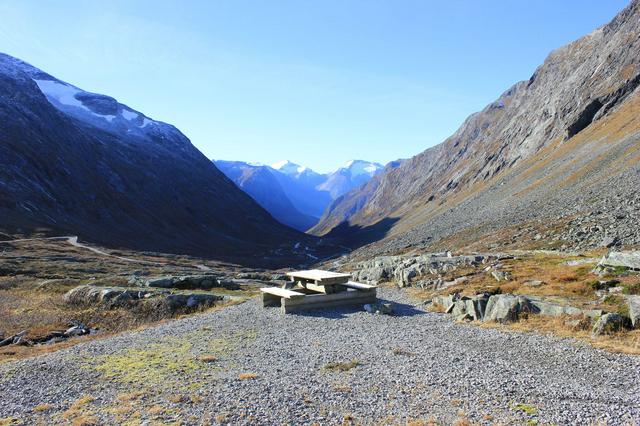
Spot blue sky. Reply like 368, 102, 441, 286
0, 0, 629, 173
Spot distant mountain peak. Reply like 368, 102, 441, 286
271, 160, 313, 176
342, 160, 383, 176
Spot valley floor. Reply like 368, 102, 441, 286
1, 288, 639, 426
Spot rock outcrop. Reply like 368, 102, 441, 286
483, 295, 533, 323
598, 251, 640, 271
432, 292, 613, 329
64, 285, 228, 311
592, 313, 629, 336
130, 275, 240, 290
627, 295, 640, 328
350, 252, 508, 287
64, 285, 156, 307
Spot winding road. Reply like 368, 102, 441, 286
0, 235, 211, 270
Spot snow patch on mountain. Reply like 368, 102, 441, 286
33, 80, 88, 110
271, 160, 309, 175
121, 109, 138, 121
35, 78, 155, 129
342, 160, 383, 177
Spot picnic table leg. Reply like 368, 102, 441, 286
283, 277, 296, 290
262, 291, 281, 307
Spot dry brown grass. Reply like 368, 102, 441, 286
407, 251, 640, 355
451, 416, 475, 426
33, 403, 53, 412
116, 391, 145, 402
406, 419, 439, 426
71, 415, 99, 426
483, 314, 640, 355
417, 252, 603, 306
332, 382, 352, 393
146, 405, 165, 415
238, 372, 259, 380
214, 413, 228, 423
341, 413, 359, 426
60, 395, 96, 425
392, 347, 415, 356
323, 360, 361, 372
168, 394, 188, 403
0, 237, 254, 363
199, 354, 218, 363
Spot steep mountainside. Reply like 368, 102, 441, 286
214, 161, 317, 231
312, 0, 640, 254
0, 53, 305, 261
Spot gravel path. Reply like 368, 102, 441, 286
1, 288, 639, 425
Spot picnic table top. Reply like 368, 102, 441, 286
286, 269, 351, 283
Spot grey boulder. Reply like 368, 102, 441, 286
165, 293, 227, 310
592, 313, 629, 336
451, 294, 490, 321
483, 294, 532, 323
627, 295, 640, 328
528, 297, 602, 318
144, 275, 239, 290
598, 251, 640, 270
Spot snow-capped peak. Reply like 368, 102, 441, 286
342, 160, 383, 177
271, 160, 311, 176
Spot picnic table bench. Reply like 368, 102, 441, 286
261, 269, 377, 313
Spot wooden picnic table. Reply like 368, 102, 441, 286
285, 269, 351, 294
261, 269, 377, 313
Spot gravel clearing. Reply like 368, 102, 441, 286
1, 288, 639, 425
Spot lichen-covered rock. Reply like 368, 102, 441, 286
431, 294, 460, 312
598, 252, 640, 271
64, 285, 153, 306
528, 297, 602, 318
352, 252, 499, 287
451, 294, 490, 321
491, 271, 512, 282
165, 293, 226, 310
627, 295, 640, 329
483, 294, 532, 323
592, 313, 629, 336
143, 275, 239, 290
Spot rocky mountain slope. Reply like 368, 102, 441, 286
216, 159, 384, 230
312, 0, 640, 255
0, 53, 305, 261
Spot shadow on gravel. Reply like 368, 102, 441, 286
288, 299, 425, 319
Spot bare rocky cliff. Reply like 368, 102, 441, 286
312, 0, 640, 255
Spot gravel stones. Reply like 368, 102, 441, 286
0, 288, 639, 425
